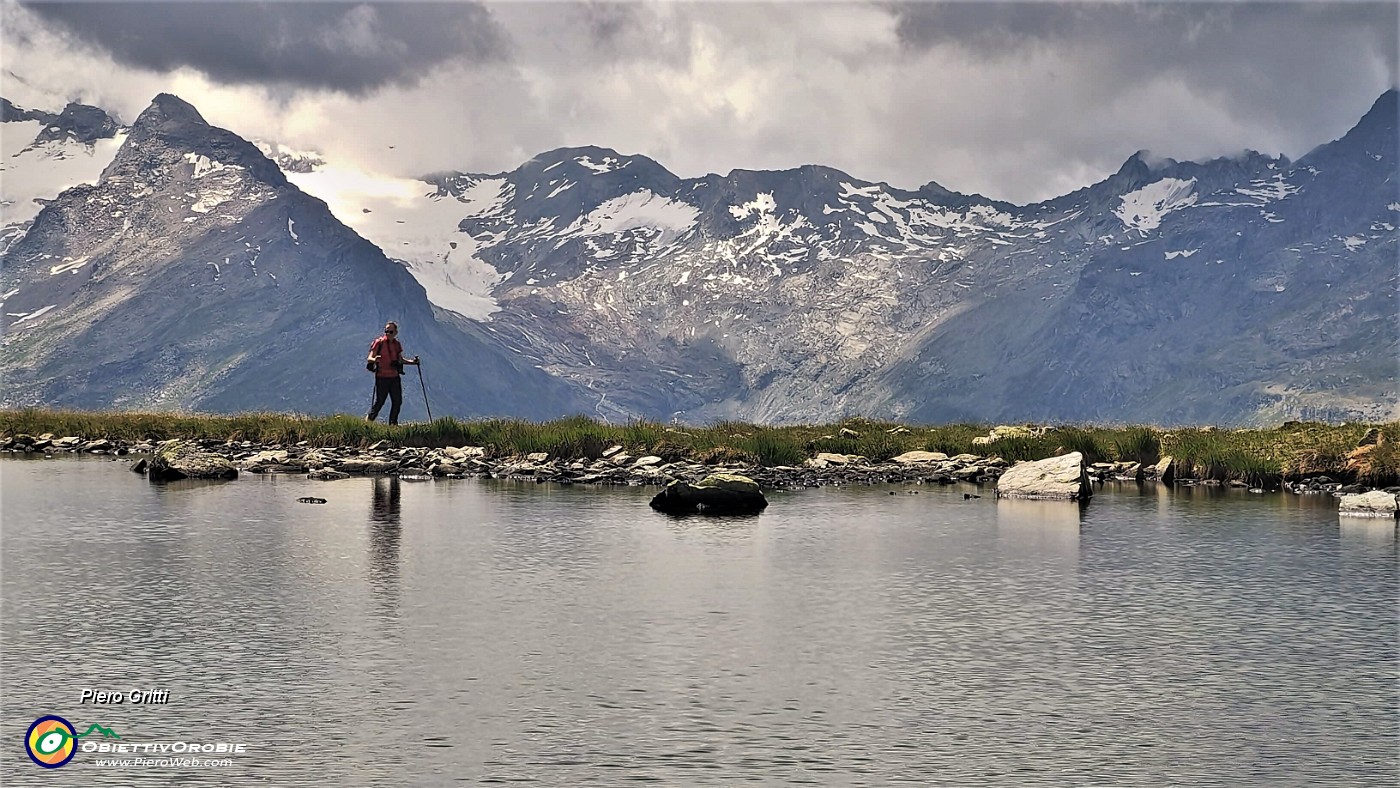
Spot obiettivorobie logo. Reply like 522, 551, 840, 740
25, 716, 120, 768
25, 716, 248, 769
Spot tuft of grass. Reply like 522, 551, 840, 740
1112, 426, 1160, 465
736, 429, 805, 467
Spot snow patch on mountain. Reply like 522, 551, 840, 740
1, 121, 127, 227
7, 303, 56, 327
577, 155, 627, 174
183, 152, 241, 179
726, 192, 808, 262
48, 255, 90, 274
569, 189, 699, 245
252, 141, 323, 174
1236, 175, 1300, 203
730, 192, 778, 220
1115, 177, 1198, 234
286, 164, 507, 320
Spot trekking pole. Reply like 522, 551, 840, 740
416, 361, 433, 423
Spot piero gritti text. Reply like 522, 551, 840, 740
81, 688, 171, 705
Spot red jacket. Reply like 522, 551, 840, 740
369, 335, 405, 378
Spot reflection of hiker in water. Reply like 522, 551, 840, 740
368, 477, 401, 603
365, 321, 419, 426
371, 475, 401, 526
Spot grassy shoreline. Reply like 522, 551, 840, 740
1, 408, 1395, 487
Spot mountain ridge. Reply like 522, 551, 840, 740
1, 90, 1394, 424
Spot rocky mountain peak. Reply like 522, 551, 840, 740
1111, 150, 1157, 186
106, 93, 287, 188
917, 178, 955, 200
1, 97, 54, 124
1358, 88, 1397, 132
1322, 87, 1397, 152
135, 92, 208, 130
1297, 88, 1396, 173
34, 102, 120, 145
521, 145, 676, 184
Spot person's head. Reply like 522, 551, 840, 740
384, 321, 398, 337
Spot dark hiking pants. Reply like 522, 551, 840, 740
367, 376, 404, 425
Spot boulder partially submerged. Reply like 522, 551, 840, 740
649, 472, 768, 514
995, 452, 1092, 501
147, 439, 238, 481
1338, 490, 1399, 518
1154, 456, 1176, 485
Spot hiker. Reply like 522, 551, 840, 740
365, 321, 419, 425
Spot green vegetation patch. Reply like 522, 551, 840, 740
2, 408, 1395, 486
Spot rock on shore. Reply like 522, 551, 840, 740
148, 439, 238, 481
1338, 490, 1399, 518
649, 473, 768, 514
995, 452, 1092, 501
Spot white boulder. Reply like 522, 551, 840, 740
1338, 490, 1399, 518
995, 452, 1092, 501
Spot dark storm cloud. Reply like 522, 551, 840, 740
891, 2, 1396, 58
577, 2, 639, 45
890, 1, 1397, 98
893, 1, 1090, 51
887, 1, 1397, 170
22, 1, 507, 94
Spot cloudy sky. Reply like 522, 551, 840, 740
2, 1, 1395, 204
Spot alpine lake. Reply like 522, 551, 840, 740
2, 456, 1396, 786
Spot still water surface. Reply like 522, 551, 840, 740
2, 458, 1396, 786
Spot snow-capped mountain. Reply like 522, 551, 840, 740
0, 94, 587, 417
1, 90, 1394, 424
274, 93, 1396, 424
1, 98, 126, 258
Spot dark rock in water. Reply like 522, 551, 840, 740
130, 458, 148, 474
650, 472, 768, 514
147, 440, 238, 481
307, 468, 349, 481
297, 497, 328, 504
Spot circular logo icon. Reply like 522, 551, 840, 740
26, 716, 77, 768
